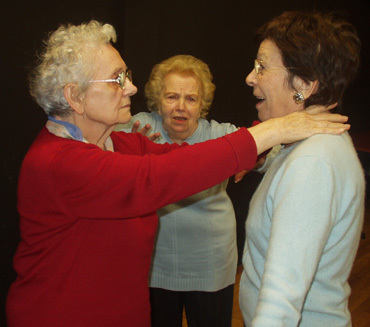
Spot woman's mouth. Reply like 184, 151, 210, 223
255, 96, 265, 108
173, 116, 187, 123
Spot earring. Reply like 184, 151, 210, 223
293, 92, 305, 104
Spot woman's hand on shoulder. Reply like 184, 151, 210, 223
131, 120, 161, 142
247, 103, 350, 154
279, 103, 350, 141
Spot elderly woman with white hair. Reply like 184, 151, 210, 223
6, 20, 349, 327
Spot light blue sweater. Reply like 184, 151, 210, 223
239, 132, 365, 327
116, 111, 238, 291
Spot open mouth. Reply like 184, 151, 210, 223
255, 96, 265, 107
173, 116, 187, 121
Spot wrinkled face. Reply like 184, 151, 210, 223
246, 39, 302, 121
158, 72, 202, 144
82, 44, 137, 128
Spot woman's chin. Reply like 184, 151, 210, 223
117, 113, 132, 125
257, 112, 270, 122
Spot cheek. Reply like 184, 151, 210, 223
92, 91, 121, 111
197, 107, 202, 119
270, 88, 296, 118
83, 94, 104, 115
158, 106, 168, 118
160, 102, 176, 118
192, 105, 202, 118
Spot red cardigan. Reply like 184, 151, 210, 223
6, 127, 257, 327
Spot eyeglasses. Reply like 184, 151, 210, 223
90, 69, 132, 89
254, 59, 293, 75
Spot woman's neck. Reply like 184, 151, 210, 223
55, 114, 114, 150
170, 136, 185, 145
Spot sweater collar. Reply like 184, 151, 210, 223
46, 116, 114, 151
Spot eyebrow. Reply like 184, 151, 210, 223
112, 66, 126, 76
257, 52, 268, 61
164, 91, 199, 95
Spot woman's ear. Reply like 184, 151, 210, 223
293, 76, 319, 100
63, 84, 85, 115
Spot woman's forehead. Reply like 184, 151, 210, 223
92, 44, 126, 75
257, 40, 282, 63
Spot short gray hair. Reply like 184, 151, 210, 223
29, 20, 117, 117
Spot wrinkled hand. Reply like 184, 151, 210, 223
248, 103, 350, 155
234, 152, 268, 182
131, 120, 161, 142
234, 169, 248, 183
276, 103, 350, 145
305, 103, 339, 114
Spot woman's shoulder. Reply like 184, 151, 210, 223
134, 111, 158, 122
297, 132, 354, 155
286, 132, 360, 171
196, 119, 238, 140
115, 111, 160, 133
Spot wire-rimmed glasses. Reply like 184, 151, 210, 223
90, 69, 132, 89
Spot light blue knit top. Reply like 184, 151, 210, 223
116, 111, 238, 291
239, 132, 365, 327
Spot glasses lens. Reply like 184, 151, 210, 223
126, 69, 132, 82
117, 71, 124, 89
117, 69, 132, 89
254, 59, 260, 74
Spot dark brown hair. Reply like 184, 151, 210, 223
255, 11, 361, 108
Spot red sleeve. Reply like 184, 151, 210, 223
110, 130, 186, 155
20, 128, 257, 220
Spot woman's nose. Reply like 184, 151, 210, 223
178, 97, 185, 109
245, 69, 256, 87
123, 79, 138, 97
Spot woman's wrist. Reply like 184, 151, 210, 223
247, 120, 279, 155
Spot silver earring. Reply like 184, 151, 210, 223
293, 92, 305, 104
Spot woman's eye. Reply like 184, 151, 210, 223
165, 94, 178, 101
187, 96, 198, 102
